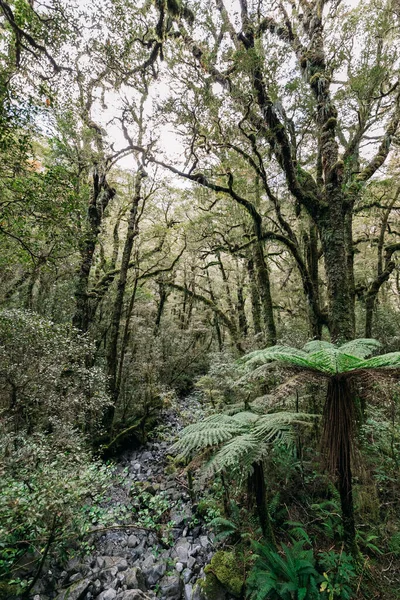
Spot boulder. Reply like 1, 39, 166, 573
159, 575, 183, 600
55, 578, 91, 600
124, 567, 146, 591
116, 591, 152, 600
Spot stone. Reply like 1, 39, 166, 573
199, 537, 209, 549
174, 539, 191, 565
184, 583, 193, 600
55, 578, 91, 600
187, 557, 196, 570
69, 573, 83, 583
124, 567, 146, 591
92, 580, 102, 595
182, 569, 192, 584
144, 562, 166, 586
128, 535, 140, 548
99, 557, 128, 572
175, 562, 184, 573
141, 555, 154, 570
97, 590, 117, 600
159, 575, 183, 600
116, 591, 152, 600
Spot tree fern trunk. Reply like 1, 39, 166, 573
323, 377, 358, 556
252, 462, 276, 549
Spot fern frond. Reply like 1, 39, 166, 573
356, 351, 400, 370
232, 411, 259, 425
303, 340, 335, 353
253, 412, 315, 444
338, 338, 381, 359
241, 346, 313, 370
202, 433, 265, 477
171, 414, 247, 456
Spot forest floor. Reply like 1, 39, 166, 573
34, 396, 225, 600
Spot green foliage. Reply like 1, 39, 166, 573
0, 427, 114, 587
318, 550, 356, 600
0, 309, 111, 436
247, 540, 321, 600
241, 339, 397, 376
173, 410, 314, 478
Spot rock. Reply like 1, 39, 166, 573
55, 578, 91, 600
187, 557, 196, 570
175, 562, 184, 573
204, 551, 243, 598
69, 573, 83, 583
144, 562, 166, 586
141, 555, 154, 570
184, 583, 193, 600
173, 539, 191, 565
124, 567, 146, 591
92, 579, 102, 595
199, 537, 209, 549
128, 535, 140, 548
97, 590, 117, 600
116, 591, 152, 600
159, 575, 183, 600
99, 557, 128, 572
65, 557, 82, 576
132, 463, 141, 472
100, 567, 118, 583
182, 569, 192, 584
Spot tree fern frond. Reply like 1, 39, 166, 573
202, 433, 265, 477
303, 340, 335, 353
222, 402, 249, 415
356, 351, 400, 370
253, 412, 315, 444
338, 338, 381, 359
241, 346, 313, 370
171, 414, 247, 456
231, 411, 259, 425
307, 348, 363, 374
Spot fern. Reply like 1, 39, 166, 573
171, 414, 247, 456
203, 433, 265, 477
247, 540, 321, 600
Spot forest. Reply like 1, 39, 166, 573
1, 0, 400, 599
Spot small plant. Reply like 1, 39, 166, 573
318, 550, 356, 599
247, 540, 321, 600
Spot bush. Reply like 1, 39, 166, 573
0, 425, 114, 592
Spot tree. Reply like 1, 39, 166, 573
241, 339, 400, 555
173, 409, 314, 546
150, 0, 400, 344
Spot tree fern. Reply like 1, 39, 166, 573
239, 337, 400, 556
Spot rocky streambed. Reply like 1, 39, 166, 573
36, 396, 225, 600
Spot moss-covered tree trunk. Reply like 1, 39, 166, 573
252, 462, 276, 549
105, 167, 145, 430
73, 169, 115, 332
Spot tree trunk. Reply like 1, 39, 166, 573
323, 377, 358, 556
253, 240, 276, 346
319, 213, 355, 343
73, 168, 115, 332
247, 256, 262, 335
251, 462, 276, 548
105, 167, 145, 427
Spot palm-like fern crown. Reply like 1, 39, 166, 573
172, 410, 315, 478
241, 338, 400, 376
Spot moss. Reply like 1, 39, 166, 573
323, 117, 337, 131
204, 551, 244, 598
197, 573, 226, 600
0, 582, 21, 600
